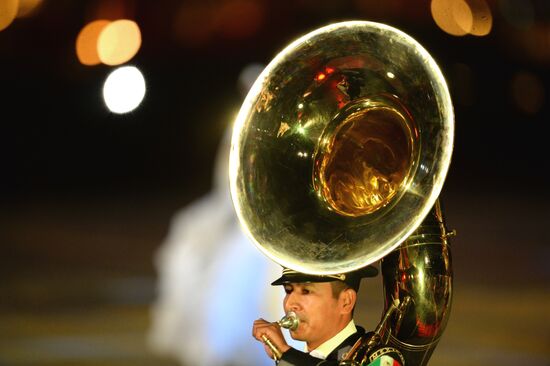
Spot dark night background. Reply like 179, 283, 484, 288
0, 0, 548, 365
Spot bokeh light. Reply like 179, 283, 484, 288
431, 0, 470, 36
172, 0, 265, 47
173, 2, 215, 46
450, 63, 475, 107
97, 19, 142, 66
498, 0, 535, 30
16, 0, 43, 18
510, 71, 545, 115
216, 0, 265, 40
103, 66, 146, 114
76, 20, 111, 66
451, 0, 473, 34
431, 0, 492, 36
468, 0, 492, 36
0, 0, 18, 31
237, 63, 265, 96
524, 24, 550, 63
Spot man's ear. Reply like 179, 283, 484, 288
340, 288, 357, 314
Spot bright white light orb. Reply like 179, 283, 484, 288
103, 66, 146, 114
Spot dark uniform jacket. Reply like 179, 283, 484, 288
277, 327, 404, 366
278, 327, 363, 366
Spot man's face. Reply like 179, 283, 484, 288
283, 282, 346, 350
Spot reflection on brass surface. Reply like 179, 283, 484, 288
378, 200, 453, 365
340, 201, 454, 366
314, 97, 416, 217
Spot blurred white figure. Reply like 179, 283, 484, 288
149, 63, 302, 366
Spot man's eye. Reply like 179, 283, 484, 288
284, 287, 293, 294
302, 289, 310, 295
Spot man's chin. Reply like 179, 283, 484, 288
289, 330, 306, 342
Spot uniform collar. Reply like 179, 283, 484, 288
308, 320, 357, 359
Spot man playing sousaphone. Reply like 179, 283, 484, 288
232, 20, 455, 366
253, 266, 404, 366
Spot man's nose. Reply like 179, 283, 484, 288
284, 293, 301, 312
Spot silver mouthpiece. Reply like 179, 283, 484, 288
277, 311, 299, 331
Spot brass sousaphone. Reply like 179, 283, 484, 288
229, 21, 454, 365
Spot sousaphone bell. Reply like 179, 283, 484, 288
229, 21, 454, 365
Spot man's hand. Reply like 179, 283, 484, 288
253, 318, 291, 359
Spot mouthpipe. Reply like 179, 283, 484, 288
262, 313, 298, 362
262, 335, 283, 361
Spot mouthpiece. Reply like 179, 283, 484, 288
277, 311, 299, 331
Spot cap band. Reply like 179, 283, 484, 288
282, 268, 346, 281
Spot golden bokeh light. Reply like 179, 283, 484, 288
76, 20, 111, 66
173, 2, 215, 46
452, 0, 473, 34
510, 71, 545, 115
498, 0, 534, 30
216, 0, 265, 39
431, 0, 474, 36
468, 0, 492, 36
97, 19, 141, 66
432, 0, 493, 37
0, 0, 18, 32
16, 0, 43, 18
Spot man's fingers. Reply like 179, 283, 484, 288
252, 318, 291, 360
252, 318, 279, 339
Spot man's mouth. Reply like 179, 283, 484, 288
292, 317, 306, 330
